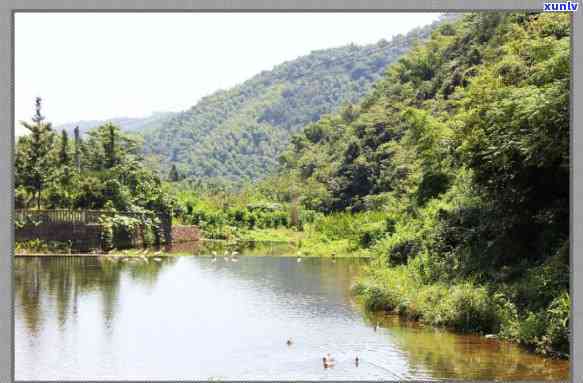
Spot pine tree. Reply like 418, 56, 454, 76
169, 164, 180, 182
59, 130, 70, 165
104, 123, 116, 168
18, 97, 55, 209
74, 126, 81, 171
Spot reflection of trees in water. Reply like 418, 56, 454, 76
168, 240, 368, 305
366, 314, 569, 380
203, 256, 368, 314
15, 258, 43, 336
14, 257, 174, 334
166, 240, 298, 256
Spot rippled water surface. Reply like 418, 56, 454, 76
15, 254, 569, 380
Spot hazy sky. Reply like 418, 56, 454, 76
15, 12, 441, 134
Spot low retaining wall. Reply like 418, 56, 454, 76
15, 209, 174, 252
171, 225, 201, 243
16, 222, 102, 251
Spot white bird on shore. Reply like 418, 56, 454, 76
296, 252, 303, 262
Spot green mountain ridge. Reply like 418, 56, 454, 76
140, 15, 458, 182
54, 111, 177, 136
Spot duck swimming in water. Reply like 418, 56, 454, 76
323, 353, 335, 368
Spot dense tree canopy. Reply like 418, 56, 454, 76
278, 12, 570, 355
15, 106, 174, 216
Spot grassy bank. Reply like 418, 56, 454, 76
351, 259, 570, 359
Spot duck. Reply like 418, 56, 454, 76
296, 252, 303, 263
323, 353, 335, 368
286, 338, 293, 346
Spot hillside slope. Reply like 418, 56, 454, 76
141, 15, 457, 182
280, 12, 570, 355
54, 112, 176, 136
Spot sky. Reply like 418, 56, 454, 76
15, 12, 441, 135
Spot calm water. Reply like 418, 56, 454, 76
15, 253, 569, 380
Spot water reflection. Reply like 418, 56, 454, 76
15, 255, 568, 381
365, 314, 569, 381
15, 256, 175, 335
166, 239, 298, 256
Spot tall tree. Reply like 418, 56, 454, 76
105, 123, 116, 169
59, 130, 70, 166
74, 126, 81, 171
17, 97, 55, 209
168, 164, 180, 182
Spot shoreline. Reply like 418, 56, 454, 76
14, 252, 371, 259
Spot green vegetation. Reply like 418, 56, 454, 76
139, 16, 457, 182
15, 98, 175, 250
54, 111, 176, 136
14, 11, 569, 359
274, 12, 570, 357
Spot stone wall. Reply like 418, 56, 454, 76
171, 225, 201, 243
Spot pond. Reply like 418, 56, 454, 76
14, 254, 569, 380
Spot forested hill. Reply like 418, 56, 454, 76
280, 12, 570, 355
141, 15, 457, 182
55, 111, 176, 136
